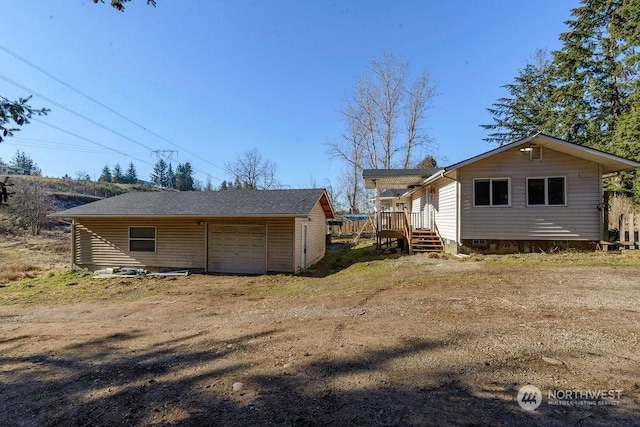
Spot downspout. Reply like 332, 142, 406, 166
71, 218, 76, 269
374, 180, 381, 248
599, 164, 604, 241
204, 223, 209, 273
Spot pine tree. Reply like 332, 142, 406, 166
112, 163, 124, 184
98, 165, 112, 182
552, 0, 637, 148
150, 159, 167, 187
11, 150, 41, 175
174, 162, 195, 191
125, 162, 138, 184
482, 50, 559, 145
166, 163, 175, 188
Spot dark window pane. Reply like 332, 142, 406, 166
130, 227, 155, 239
130, 240, 155, 252
492, 179, 509, 205
528, 179, 545, 205
474, 180, 490, 205
548, 177, 565, 205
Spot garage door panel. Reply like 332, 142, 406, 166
208, 224, 266, 274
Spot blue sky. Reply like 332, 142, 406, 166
0, 0, 579, 188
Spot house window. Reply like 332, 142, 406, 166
527, 177, 566, 206
129, 227, 156, 252
474, 178, 510, 206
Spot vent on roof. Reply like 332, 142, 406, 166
520, 145, 542, 160
530, 146, 542, 160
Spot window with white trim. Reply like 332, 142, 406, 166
527, 177, 566, 206
473, 178, 510, 206
129, 226, 156, 252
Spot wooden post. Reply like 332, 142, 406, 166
630, 213, 636, 248
374, 181, 381, 249
602, 191, 610, 241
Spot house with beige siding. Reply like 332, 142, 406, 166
364, 133, 640, 254
50, 189, 334, 274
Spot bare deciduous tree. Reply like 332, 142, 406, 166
9, 178, 50, 236
225, 148, 278, 190
328, 54, 437, 211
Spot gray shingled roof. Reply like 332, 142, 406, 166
50, 189, 334, 218
362, 168, 441, 178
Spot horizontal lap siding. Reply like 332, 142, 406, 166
267, 219, 295, 272
206, 218, 295, 273
307, 202, 327, 266
74, 218, 205, 270
459, 147, 601, 240
411, 188, 427, 229
434, 177, 458, 241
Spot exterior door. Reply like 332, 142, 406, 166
208, 224, 266, 274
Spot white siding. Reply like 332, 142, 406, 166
458, 146, 601, 240
294, 201, 327, 271
410, 188, 428, 229
433, 176, 458, 241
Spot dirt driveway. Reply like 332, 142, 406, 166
1, 251, 639, 426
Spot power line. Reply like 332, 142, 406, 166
8, 136, 148, 155
0, 44, 226, 173
0, 72, 225, 183
30, 118, 225, 182
33, 118, 156, 168
0, 73, 155, 153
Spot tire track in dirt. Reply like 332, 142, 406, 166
316, 287, 388, 417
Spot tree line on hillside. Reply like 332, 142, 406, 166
98, 162, 139, 184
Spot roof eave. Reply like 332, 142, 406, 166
48, 213, 310, 219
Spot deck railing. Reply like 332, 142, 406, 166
379, 211, 430, 231
379, 212, 405, 231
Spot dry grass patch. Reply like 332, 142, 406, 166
0, 262, 41, 283
0, 231, 70, 283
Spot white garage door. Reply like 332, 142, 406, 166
208, 224, 266, 274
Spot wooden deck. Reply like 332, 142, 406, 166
377, 212, 443, 253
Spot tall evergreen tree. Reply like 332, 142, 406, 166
482, 50, 559, 145
125, 162, 138, 184
98, 165, 112, 182
112, 163, 124, 184
166, 163, 175, 188
174, 162, 195, 191
150, 159, 168, 187
551, 0, 636, 149
11, 150, 41, 175
484, 0, 640, 152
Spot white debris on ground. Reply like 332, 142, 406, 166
93, 268, 190, 278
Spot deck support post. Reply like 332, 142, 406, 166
374, 180, 381, 249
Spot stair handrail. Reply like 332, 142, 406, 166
403, 207, 412, 254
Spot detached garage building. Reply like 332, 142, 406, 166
50, 189, 335, 274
